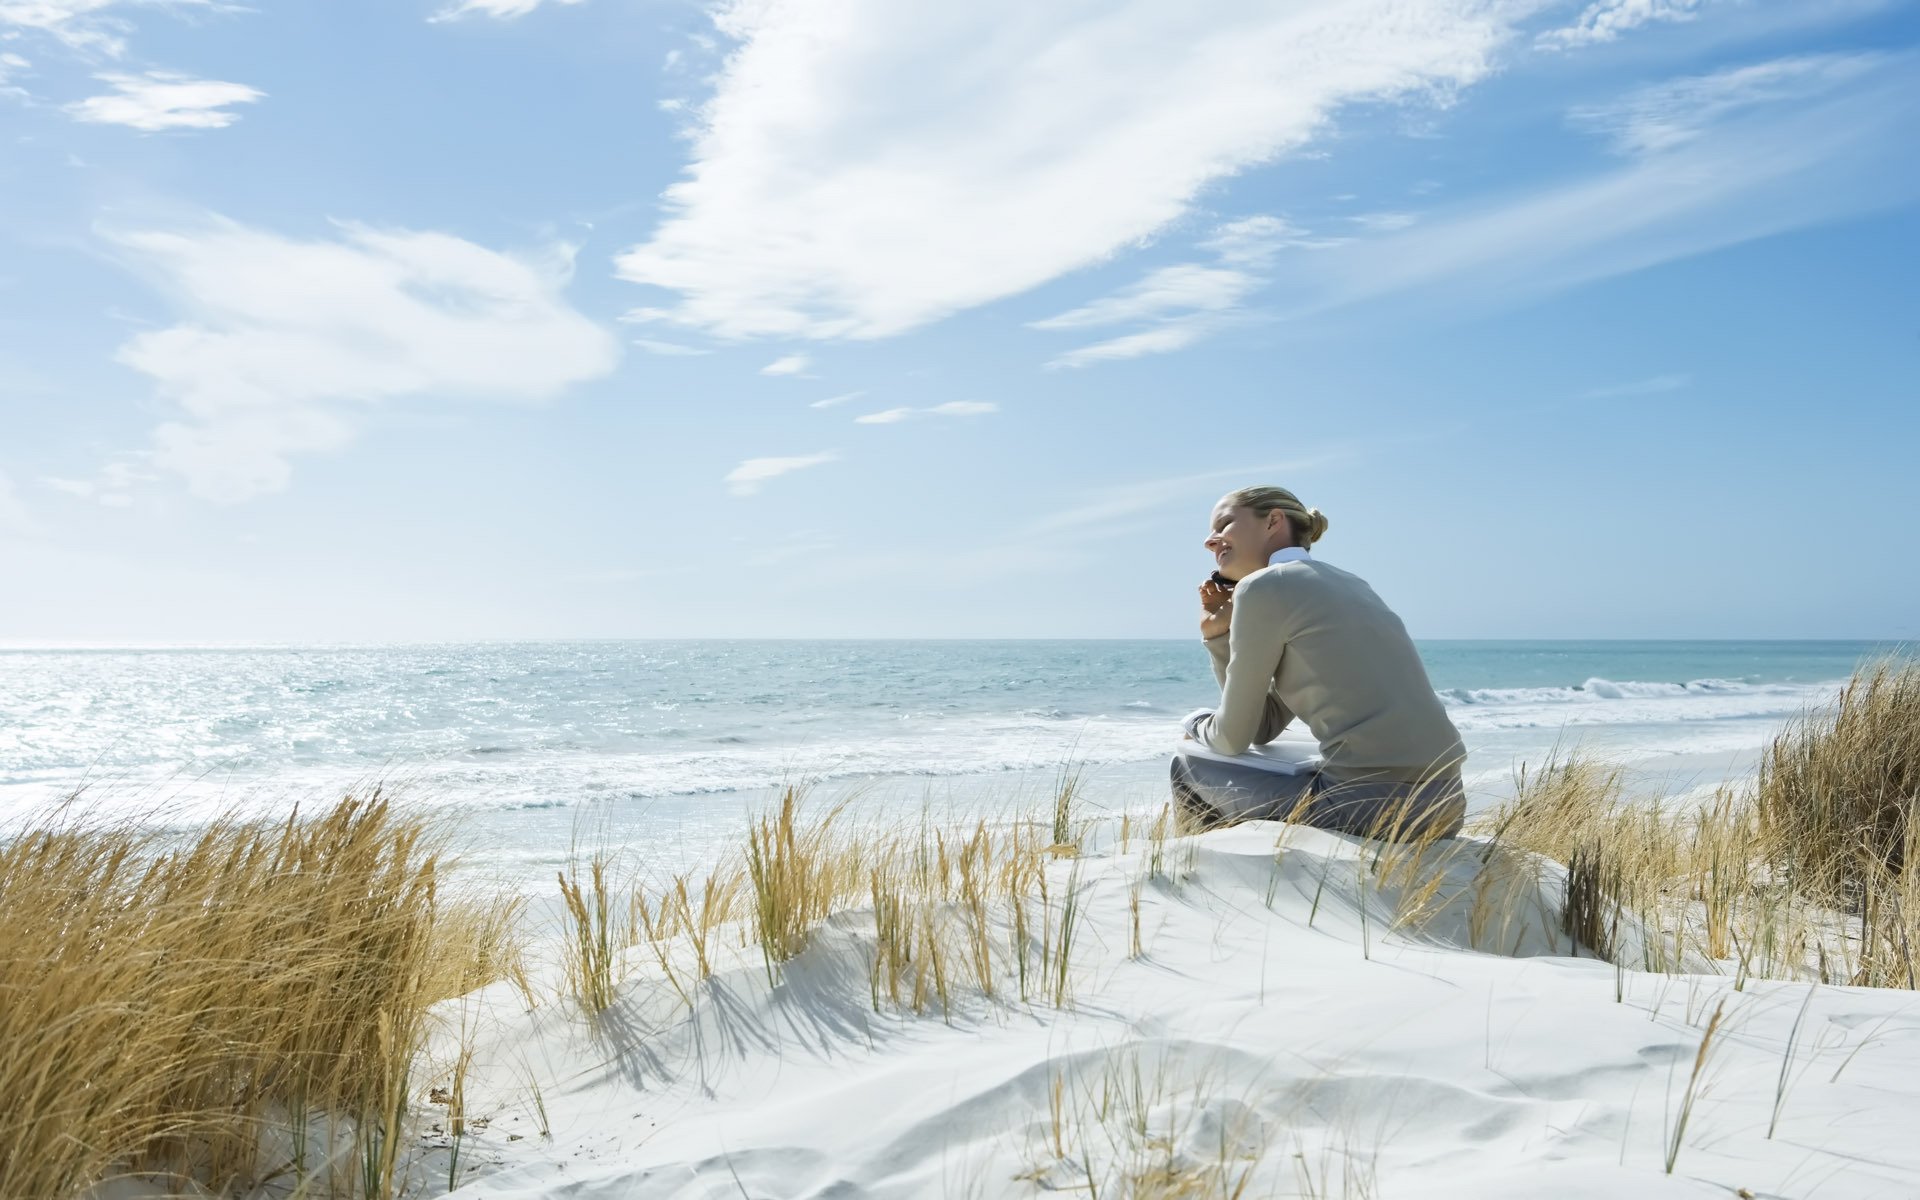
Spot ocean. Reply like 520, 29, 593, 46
0, 640, 1892, 883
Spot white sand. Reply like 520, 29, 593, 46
408, 823, 1920, 1199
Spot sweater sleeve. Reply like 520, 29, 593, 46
1202, 632, 1293, 747
1198, 580, 1294, 756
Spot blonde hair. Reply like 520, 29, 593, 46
1223, 485, 1329, 549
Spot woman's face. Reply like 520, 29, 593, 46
1204, 501, 1285, 582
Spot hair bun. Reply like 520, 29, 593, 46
1306, 508, 1329, 545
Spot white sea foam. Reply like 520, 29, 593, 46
1440, 675, 1829, 732
0, 645, 1865, 834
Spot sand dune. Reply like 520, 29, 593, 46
407, 821, 1920, 1199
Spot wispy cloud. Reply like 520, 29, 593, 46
760, 353, 812, 377
41, 458, 155, 508
616, 0, 1519, 340
1200, 215, 1331, 266
1046, 322, 1214, 370
0, 0, 229, 59
1348, 211, 1419, 232
430, 0, 586, 22
107, 217, 621, 502
724, 451, 837, 497
809, 390, 864, 409
633, 337, 711, 356
1585, 372, 1690, 398
852, 401, 998, 424
1537, 0, 1709, 50
67, 71, 262, 131
0, 52, 29, 97
1038, 214, 1310, 368
1030, 265, 1257, 332
1023, 457, 1341, 538
1571, 52, 1880, 157
1285, 53, 1920, 320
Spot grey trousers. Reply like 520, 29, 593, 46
1170, 751, 1465, 841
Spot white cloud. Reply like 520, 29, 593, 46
108, 217, 621, 501
847, 400, 996, 422
809, 390, 863, 409
724, 451, 836, 496
1571, 53, 1880, 157
1037, 213, 1307, 368
1029, 265, 1257, 332
1537, 0, 1707, 49
45, 457, 158, 507
1348, 211, 1419, 231
1585, 372, 1690, 398
0, 0, 214, 57
0, 52, 29, 97
1046, 322, 1212, 370
633, 337, 711, 356
430, 0, 586, 22
67, 71, 262, 131
616, 0, 1522, 340
1200, 215, 1325, 266
759, 353, 811, 377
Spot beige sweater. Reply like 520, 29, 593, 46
1198, 555, 1464, 785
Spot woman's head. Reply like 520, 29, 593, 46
1204, 486, 1328, 581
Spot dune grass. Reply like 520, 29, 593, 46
9, 659, 1918, 1197
1757, 658, 1920, 902
1466, 658, 1920, 988
0, 792, 520, 1200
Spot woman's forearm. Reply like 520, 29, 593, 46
1200, 587, 1292, 755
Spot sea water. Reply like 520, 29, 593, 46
0, 640, 1893, 883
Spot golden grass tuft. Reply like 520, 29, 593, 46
0, 792, 519, 1200
1757, 658, 1920, 904
746, 787, 861, 980
1466, 660, 1920, 988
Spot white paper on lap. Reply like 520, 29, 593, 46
1177, 709, 1322, 775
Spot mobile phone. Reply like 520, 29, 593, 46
1207, 571, 1237, 590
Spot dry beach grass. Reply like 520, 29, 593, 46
2, 658, 1918, 1197
0, 794, 519, 1199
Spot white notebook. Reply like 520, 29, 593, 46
1178, 709, 1322, 775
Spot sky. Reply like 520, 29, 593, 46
1, 0, 1916, 644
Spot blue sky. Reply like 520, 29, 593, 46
1, 0, 1916, 644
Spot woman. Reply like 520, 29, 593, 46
1172, 485, 1467, 840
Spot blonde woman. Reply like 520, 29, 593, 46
1173, 486, 1467, 840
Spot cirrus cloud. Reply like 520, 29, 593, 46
430, 0, 586, 22
724, 451, 837, 496
1537, 0, 1707, 49
616, 0, 1526, 341
760, 352, 812, 377
1569, 52, 1880, 156
0, 0, 224, 58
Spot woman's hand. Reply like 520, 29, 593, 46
1198, 579, 1234, 640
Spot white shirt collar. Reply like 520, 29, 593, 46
1268, 547, 1312, 565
